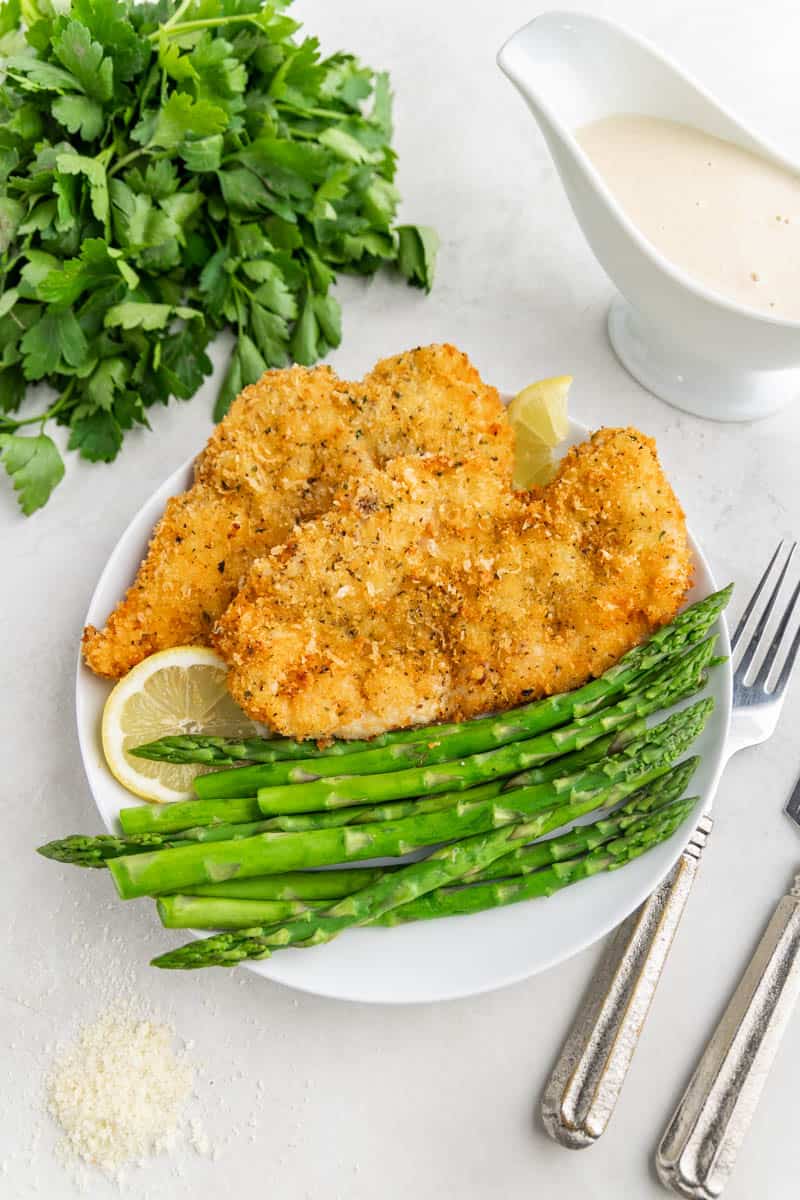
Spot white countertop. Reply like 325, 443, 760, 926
4, 1, 800, 1196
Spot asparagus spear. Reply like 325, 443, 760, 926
38, 818, 277, 868
132, 733, 380, 766
111, 700, 711, 901
151, 747, 703, 970
182, 867, 386, 901
155, 761, 698, 928
158, 895, 327, 929
137, 586, 731, 774
254, 644, 716, 815
120, 797, 261, 837
39, 722, 652, 870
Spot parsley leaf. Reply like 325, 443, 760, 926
52, 18, 114, 102
313, 293, 341, 348
55, 151, 110, 225
38, 238, 138, 305
214, 347, 242, 422
20, 308, 88, 378
69, 406, 122, 461
0, 432, 65, 514
396, 225, 439, 293
104, 302, 200, 331
52, 94, 105, 140
4, 56, 83, 94
0, 365, 25, 413
290, 292, 319, 365
0, 197, 24, 252
249, 301, 289, 365
148, 92, 228, 151
70, 0, 149, 82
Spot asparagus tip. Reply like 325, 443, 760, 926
128, 745, 154, 759
36, 840, 63, 861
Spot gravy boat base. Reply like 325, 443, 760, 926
607, 297, 800, 423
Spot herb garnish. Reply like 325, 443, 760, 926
0, 0, 437, 513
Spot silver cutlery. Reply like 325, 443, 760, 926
542, 541, 800, 1158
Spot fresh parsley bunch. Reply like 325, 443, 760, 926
0, 0, 437, 514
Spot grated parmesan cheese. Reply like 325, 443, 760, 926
46, 1005, 195, 1178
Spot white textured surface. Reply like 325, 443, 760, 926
3, 1, 800, 1195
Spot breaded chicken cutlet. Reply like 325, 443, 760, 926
214, 428, 692, 740
82, 345, 513, 678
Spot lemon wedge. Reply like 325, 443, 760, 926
508, 375, 572, 488
101, 646, 257, 803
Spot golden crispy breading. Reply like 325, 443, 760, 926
214, 428, 692, 739
82, 344, 512, 678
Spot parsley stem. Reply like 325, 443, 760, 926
160, 0, 194, 30
276, 102, 350, 122
233, 288, 245, 333
148, 15, 265, 40
108, 148, 150, 178
1, 380, 75, 431
232, 278, 256, 303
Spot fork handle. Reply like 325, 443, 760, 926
541, 816, 712, 1148
655, 875, 800, 1199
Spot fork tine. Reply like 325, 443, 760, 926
730, 541, 785, 653
754, 577, 800, 688
735, 542, 797, 678
771, 619, 800, 698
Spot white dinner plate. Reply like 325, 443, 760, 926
76, 416, 732, 1004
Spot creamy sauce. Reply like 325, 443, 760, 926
577, 114, 800, 320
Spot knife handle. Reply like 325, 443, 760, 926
655, 874, 800, 1199
541, 816, 712, 1148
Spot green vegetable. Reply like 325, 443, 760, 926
154, 760, 699, 927
38, 815, 274, 867
132, 731, 383, 767
119, 795, 261, 836
395, 225, 439, 293
133, 586, 731, 777
157, 894, 326, 929
0, 0, 436, 513
151, 763, 700, 968
108, 700, 711, 899
0, 432, 64, 514
181, 867, 386, 902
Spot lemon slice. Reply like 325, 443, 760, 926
509, 375, 572, 488
101, 646, 257, 803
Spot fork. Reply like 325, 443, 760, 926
541, 541, 800, 1163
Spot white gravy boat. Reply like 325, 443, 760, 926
498, 11, 800, 421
